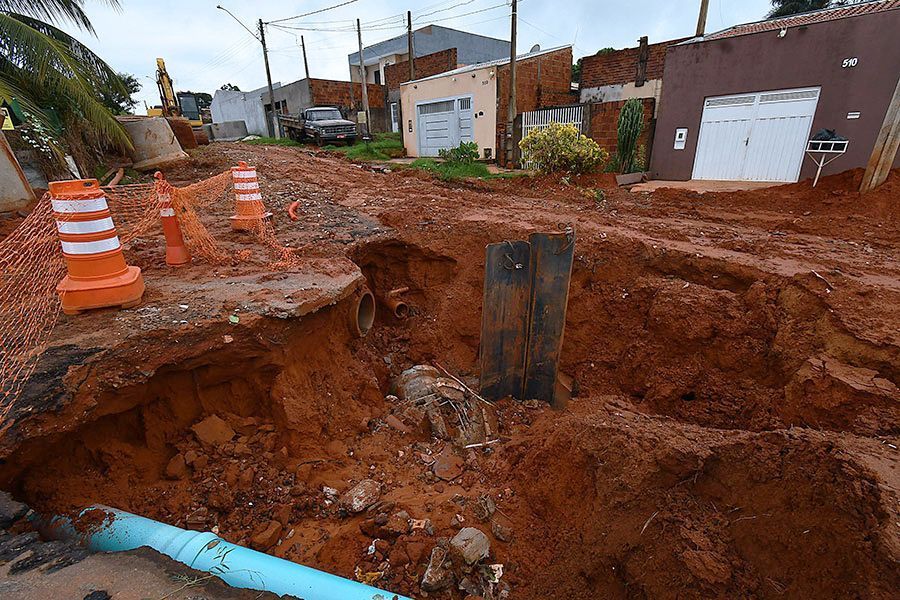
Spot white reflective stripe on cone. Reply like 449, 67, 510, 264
234, 182, 260, 190
233, 170, 258, 179
51, 197, 109, 214
236, 193, 263, 201
60, 236, 121, 255
160, 208, 176, 217
56, 217, 115, 235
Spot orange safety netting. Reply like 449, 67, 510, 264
0, 167, 302, 425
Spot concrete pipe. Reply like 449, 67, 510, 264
350, 287, 376, 338
381, 287, 410, 320
117, 116, 188, 171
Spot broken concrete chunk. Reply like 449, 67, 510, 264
450, 527, 491, 565
421, 544, 454, 592
340, 479, 382, 514
426, 407, 450, 440
191, 415, 235, 446
0, 491, 28, 528
250, 520, 282, 551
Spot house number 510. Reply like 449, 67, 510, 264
842, 57, 859, 68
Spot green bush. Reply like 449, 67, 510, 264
518, 122, 608, 174
438, 141, 479, 163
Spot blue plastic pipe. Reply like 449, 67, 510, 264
43, 505, 410, 600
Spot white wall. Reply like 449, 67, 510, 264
211, 84, 279, 137
580, 79, 663, 117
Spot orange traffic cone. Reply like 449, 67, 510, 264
230, 161, 272, 231
51, 179, 145, 315
154, 172, 191, 266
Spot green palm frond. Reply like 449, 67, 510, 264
0, 7, 131, 150
0, 0, 120, 33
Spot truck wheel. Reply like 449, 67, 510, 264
316, 133, 324, 147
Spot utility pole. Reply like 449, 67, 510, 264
506, 0, 517, 167
301, 35, 310, 80
258, 19, 280, 138
407, 11, 415, 81
216, 6, 280, 137
356, 18, 370, 134
860, 75, 900, 192
696, 0, 710, 37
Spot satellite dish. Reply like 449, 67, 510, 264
530, 44, 541, 53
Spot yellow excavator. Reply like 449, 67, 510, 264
147, 58, 203, 127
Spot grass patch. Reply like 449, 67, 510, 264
324, 132, 404, 161
242, 136, 304, 147
408, 158, 493, 181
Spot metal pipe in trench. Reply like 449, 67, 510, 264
41, 505, 410, 600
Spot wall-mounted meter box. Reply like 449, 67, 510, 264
674, 128, 688, 150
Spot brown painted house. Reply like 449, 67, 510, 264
651, 0, 900, 183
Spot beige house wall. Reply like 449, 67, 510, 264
400, 64, 498, 158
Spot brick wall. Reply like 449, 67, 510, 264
580, 39, 686, 88
309, 78, 386, 110
586, 98, 655, 158
496, 46, 576, 165
385, 48, 458, 91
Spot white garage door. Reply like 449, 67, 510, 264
692, 87, 820, 183
417, 96, 474, 157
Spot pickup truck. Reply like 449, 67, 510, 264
279, 107, 357, 145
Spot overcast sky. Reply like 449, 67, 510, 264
61, 0, 774, 110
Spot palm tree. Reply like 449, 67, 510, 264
767, 0, 851, 19
0, 1, 131, 148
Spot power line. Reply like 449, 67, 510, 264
267, 0, 363, 25
414, 0, 477, 23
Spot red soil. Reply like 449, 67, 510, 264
1, 145, 897, 599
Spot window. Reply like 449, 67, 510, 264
418, 100, 455, 115
374, 70, 381, 85
458, 97, 472, 111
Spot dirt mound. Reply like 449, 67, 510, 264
502, 402, 899, 599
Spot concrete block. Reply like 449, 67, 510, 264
209, 121, 249, 142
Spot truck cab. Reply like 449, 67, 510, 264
284, 107, 357, 145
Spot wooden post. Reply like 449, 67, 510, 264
506, 0, 518, 168
356, 18, 371, 134
301, 35, 310, 80
407, 11, 415, 81
860, 75, 900, 192
696, 0, 710, 37
259, 19, 280, 138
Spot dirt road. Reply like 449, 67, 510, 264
1, 143, 897, 599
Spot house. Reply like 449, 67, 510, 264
651, 0, 900, 183
400, 45, 574, 161
262, 78, 387, 133
211, 83, 281, 137
348, 25, 509, 86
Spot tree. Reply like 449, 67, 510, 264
767, 0, 851, 18
0, 1, 132, 148
99, 71, 140, 115
571, 58, 582, 84
220, 83, 241, 91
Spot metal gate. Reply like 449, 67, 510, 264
520, 104, 585, 168
692, 87, 820, 182
416, 96, 474, 157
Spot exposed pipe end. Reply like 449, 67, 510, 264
351, 287, 375, 338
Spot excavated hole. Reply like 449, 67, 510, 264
0, 236, 896, 599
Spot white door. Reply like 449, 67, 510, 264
416, 96, 474, 157
390, 102, 399, 133
692, 87, 820, 182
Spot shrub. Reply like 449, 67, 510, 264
519, 122, 608, 174
617, 99, 644, 174
438, 141, 479, 163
